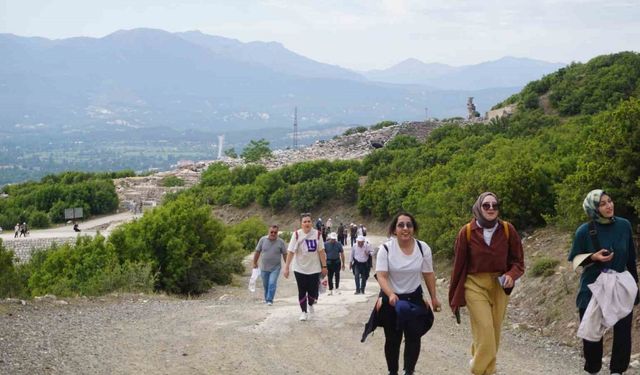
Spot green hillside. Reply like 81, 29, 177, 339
187, 52, 640, 256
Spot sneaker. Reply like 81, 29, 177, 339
328, 290, 333, 296
354, 290, 360, 295
299, 312, 307, 321
309, 304, 315, 314
336, 289, 341, 295
266, 302, 273, 306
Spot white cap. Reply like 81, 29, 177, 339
328, 232, 338, 240
356, 235, 365, 242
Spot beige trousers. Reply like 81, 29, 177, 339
465, 273, 509, 375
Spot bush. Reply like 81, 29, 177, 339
530, 257, 560, 277
107, 195, 241, 294
343, 126, 368, 136
230, 185, 257, 208
161, 176, 185, 187
227, 217, 268, 252
241, 139, 272, 162
370, 120, 397, 130
0, 240, 24, 298
29, 210, 51, 228
27, 235, 156, 296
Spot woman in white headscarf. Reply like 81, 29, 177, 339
568, 189, 639, 375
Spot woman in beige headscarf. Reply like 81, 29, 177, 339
448, 192, 525, 375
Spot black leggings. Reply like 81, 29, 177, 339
579, 308, 633, 374
294, 271, 320, 313
380, 288, 425, 374
327, 260, 341, 290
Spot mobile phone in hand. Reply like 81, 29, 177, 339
455, 309, 461, 324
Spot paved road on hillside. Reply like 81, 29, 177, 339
0, 211, 137, 242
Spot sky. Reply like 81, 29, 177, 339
1, 0, 639, 71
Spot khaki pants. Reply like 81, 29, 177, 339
465, 273, 509, 375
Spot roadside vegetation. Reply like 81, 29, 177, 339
0, 170, 135, 229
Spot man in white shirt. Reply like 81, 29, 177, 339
350, 235, 373, 294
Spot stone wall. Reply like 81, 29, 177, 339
3, 237, 74, 263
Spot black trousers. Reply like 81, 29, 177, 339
380, 287, 425, 374
579, 308, 633, 374
294, 271, 320, 313
327, 259, 341, 290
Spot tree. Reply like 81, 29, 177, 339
224, 148, 238, 158
241, 139, 272, 162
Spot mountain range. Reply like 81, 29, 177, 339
362, 56, 565, 90
0, 28, 568, 184
0, 28, 564, 136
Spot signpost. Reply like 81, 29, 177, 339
64, 207, 84, 221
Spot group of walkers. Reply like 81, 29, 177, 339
13, 222, 28, 237
314, 217, 367, 246
251, 189, 638, 375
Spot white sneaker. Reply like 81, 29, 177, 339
336, 288, 341, 295
309, 304, 315, 314
328, 290, 333, 296
299, 312, 307, 321
267, 302, 272, 306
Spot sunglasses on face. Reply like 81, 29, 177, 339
481, 202, 500, 210
396, 222, 414, 229
269, 231, 278, 234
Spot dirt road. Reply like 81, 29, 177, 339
0, 235, 590, 375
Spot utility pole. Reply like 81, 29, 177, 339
425, 107, 428, 122
293, 106, 298, 149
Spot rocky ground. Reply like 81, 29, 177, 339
1, 234, 623, 375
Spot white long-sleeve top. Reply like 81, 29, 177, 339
577, 270, 638, 342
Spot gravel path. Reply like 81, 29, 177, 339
0, 236, 591, 375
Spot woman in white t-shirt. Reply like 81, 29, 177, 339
284, 213, 328, 322
376, 212, 441, 375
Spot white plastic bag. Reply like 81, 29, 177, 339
248, 268, 260, 292
318, 275, 328, 294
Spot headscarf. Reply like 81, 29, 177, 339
472, 192, 499, 228
583, 189, 615, 224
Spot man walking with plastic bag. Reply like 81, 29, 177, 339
252, 225, 287, 305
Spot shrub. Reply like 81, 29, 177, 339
230, 185, 257, 208
107, 195, 241, 294
29, 210, 51, 228
27, 235, 156, 296
161, 176, 185, 187
343, 126, 368, 136
241, 139, 272, 162
530, 257, 560, 277
370, 120, 397, 130
227, 217, 268, 252
0, 240, 24, 298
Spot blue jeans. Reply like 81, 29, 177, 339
261, 265, 281, 303
353, 260, 370, 293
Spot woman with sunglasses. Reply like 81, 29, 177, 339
376, 212, 441, 375
284, 213, 328, 321
448, 192, 524, 375
568, 189, 638, 375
